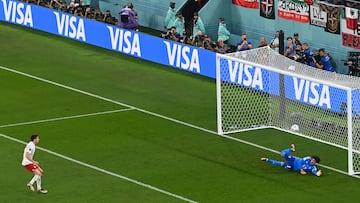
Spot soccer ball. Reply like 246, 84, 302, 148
291, 124, 299, 132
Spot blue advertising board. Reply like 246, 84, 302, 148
0, 0, 216, 78
220, 58, 360, 114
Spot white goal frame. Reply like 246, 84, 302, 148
216, 50, 358, 175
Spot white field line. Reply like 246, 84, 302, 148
1, 65, 358, 179
0, 133, 199, 203
0, 108, 134, 128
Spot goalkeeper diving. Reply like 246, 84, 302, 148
261, 144, 322, 177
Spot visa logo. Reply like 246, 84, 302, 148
107, 26, 141, 56
54, 12, 86, 41
293, 77, 331, 109
164, 41, 200, 73
1, 0, 33, 27
228, 60, 263, 90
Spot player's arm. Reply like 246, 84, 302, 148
25, 152, 39, 165
303, 166, 322, 176
311, 166, 322, 177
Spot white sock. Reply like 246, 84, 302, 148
29, 175, 38, 185
36, 176, 42, 190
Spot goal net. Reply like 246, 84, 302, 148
216, 46, 360, 175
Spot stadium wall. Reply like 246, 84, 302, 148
1, 0, 359, 115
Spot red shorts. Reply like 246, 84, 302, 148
23, 163, 39, 173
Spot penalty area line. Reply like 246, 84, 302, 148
0, 133, 199, 203
0, 108, 135, 128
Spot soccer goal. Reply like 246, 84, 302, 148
216, 46, 360, 175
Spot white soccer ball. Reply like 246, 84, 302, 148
291, 124, 299, 132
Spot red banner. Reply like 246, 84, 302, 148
278, 0, 310, 23
341, 7, 360, 50
342, 33, 360, 50
232, 0, 259, 9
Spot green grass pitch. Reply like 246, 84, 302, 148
1, 22, 360, 202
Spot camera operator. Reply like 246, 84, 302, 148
202, 35, 216, 51
103, 10, 113, 24
74, 6, 84, 17
118, 5, 138, 30
192, 32, 204, 48
300, 43, 316, 68
315, 48, 335, 72
215, 39, 229, 54
344, 52, 360, 76
66, 2, 76, 14
161, 26, 181, 42
237, 32, 252, 51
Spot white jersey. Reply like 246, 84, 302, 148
22, 141, 35, 166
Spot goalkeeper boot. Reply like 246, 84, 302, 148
261, 157, 268, 162
291, 144, 296, 152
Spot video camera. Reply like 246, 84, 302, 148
344, 52, 360, 76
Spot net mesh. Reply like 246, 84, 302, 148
217, 47, 360, 174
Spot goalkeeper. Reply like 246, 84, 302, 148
261, 144, 322, 177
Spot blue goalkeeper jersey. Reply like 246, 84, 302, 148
293, 156, 318, 175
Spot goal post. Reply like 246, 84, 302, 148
216, 47, 360, 175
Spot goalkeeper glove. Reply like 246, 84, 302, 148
316, 170, 322, 177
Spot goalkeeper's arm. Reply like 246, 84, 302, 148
300, 168, 322, 176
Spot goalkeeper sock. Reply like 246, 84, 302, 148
280, 148, 293, 157
267, 159, 284, 167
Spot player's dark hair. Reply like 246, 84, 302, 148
318, 48, 325, 53
312, 156, 321, 164
30, 134, 39, 141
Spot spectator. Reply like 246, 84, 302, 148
258, 37, 268, 47
315, 48, 335, 72
165, 2, 176, 30
218, 17, 230, 43
270, 31, 280, 53
284, 37, 297, 59
118, 6, 138, 30
237, 32, 252, 51
293, 33, 301, 46
300, 43, 316, 67
192, 12, 205, 38
173, 12, 185, 38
